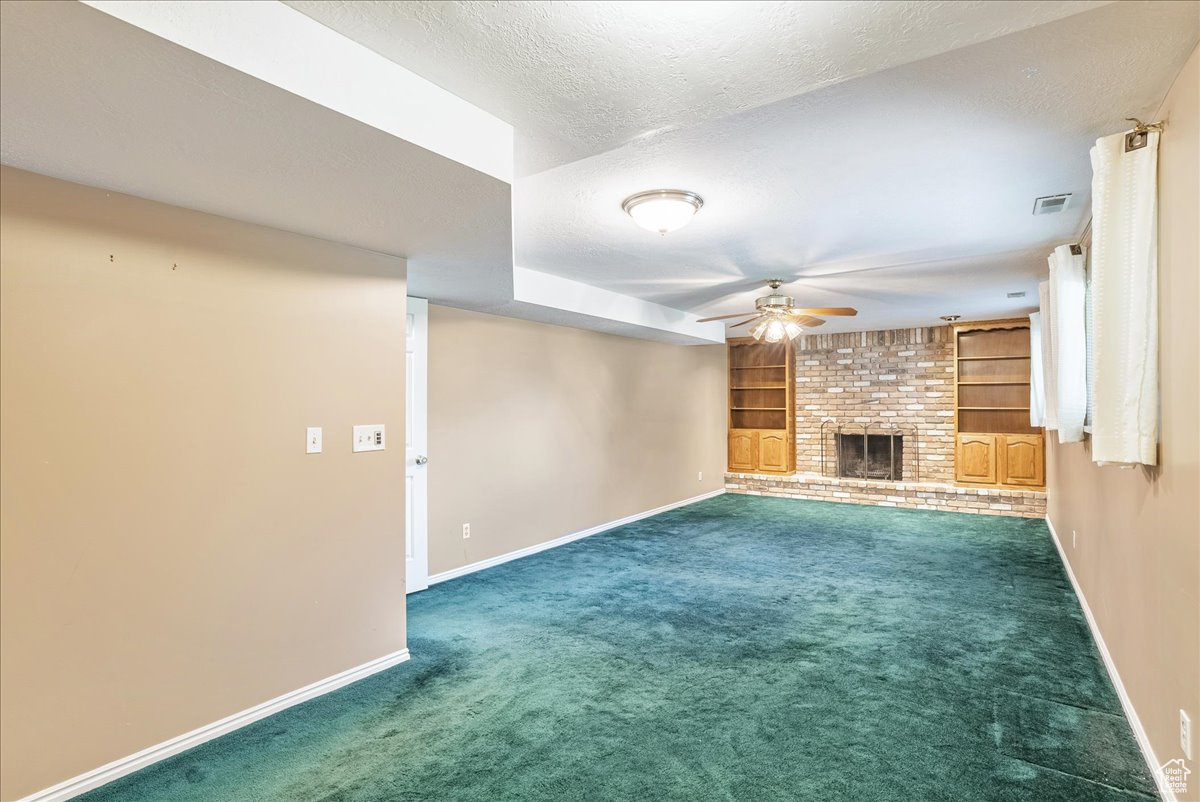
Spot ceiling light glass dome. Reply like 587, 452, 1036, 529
621, 189, 703, 235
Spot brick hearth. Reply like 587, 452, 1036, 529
725, 472, 1046, 518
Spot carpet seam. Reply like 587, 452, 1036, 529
999, 753, 1158, 799
997, 687, 1128, 719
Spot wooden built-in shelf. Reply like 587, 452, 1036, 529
959, 406, 1031, 411
953, 319, 1044, 489
727, 339, 795, 474
957, 355, 1031, 361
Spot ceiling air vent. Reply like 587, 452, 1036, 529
1032, 194, 1071, 215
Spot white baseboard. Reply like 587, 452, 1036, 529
19, 648, 411, 802
428, 488, 727, 585
1045, 517, 1173, 802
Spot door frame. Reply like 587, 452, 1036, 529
405, 297, 429, 593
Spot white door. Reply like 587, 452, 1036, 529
405, 297, 429, 593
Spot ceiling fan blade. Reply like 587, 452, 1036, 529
729, 315, 764, 328
696, 311, 758, 322
791, 307, 857, 316
793, 315, 826, 327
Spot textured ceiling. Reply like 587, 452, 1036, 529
286, 0, 1112, 176
5, 1, 1198, 341
292, 0, 1197, 334
0, 0, 723, 343
513, 1, 1200, 331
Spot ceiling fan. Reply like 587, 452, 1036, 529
696, 279, 857, 342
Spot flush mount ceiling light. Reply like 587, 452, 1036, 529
621, 189, 703, 235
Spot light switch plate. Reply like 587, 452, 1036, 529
352, 424, 385, 453
306, 427, 322, 454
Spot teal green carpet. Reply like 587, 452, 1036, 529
79, 495, 1156, 801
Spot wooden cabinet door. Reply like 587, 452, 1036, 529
956, 434, 997, 484
1000, 434, 1044, 486
729, 430, 758, 472
758, 431, 789, 472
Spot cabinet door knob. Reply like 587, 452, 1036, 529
415, 455, 429, 465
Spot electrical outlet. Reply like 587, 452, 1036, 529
306, 427, 322, 454
698, 471, 703, 481
1072, 529, 1077, 549
1182, 709, 1193, 760
462, 523, 470, 539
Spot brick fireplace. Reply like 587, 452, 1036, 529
795, 325, 955, 481
726, 325, 1046, 518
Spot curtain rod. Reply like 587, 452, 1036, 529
1124, 117, 1164, 152
1068, 117, 1159, 256
1071, 218, 1092, 256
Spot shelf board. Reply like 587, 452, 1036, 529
731, 365, 787, 370
732, 407, 788, 411
730, 428, 789, 433
732, 385, 787, 390
959, 406, 1031, 411
957, 355, 1030, 361
957, 381, 1029, 385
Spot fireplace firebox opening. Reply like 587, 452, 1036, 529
836, 433, 904, 481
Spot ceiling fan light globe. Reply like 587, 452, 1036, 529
762, 318, 787, 343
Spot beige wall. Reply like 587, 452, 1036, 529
1046, 46, 1199, 797
426, 305, 726, 576
0, 168, 408, 800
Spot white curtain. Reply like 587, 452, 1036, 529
1029, 311, 1045, 427
1048, 245, 1087, 442
1039, 281, 1058, 431
1089, 129, 1159, 466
